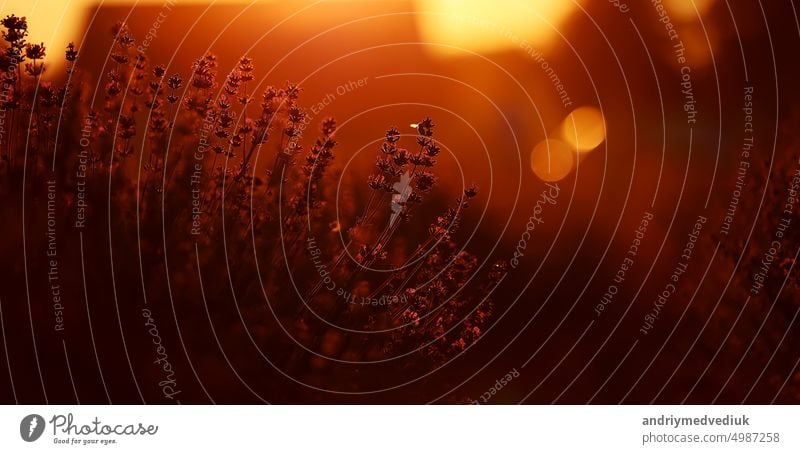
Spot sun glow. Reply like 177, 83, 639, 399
531, 139, 574, 182
0, 0, 80, 68
0, 0, 258, 68
414, 0, 579, 56
664, 0, 717, 22
5, 0, 580, 67
560, 106, 606, 153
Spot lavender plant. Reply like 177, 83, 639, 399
0, 15, 502, 390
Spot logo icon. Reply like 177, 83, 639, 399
20, 414, 45, 442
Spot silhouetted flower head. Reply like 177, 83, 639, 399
284, 82, 301, 100
111, 21, 134, 48
424, 142, 440, 157
414, 171, 437, 192
393, 148, 409, 166
1, 15, 27, 32
368, 174, 386, 190
380, 142, 396, 155
167, 74, 182, 90
2, 15, 28, 45
65, 42, 78, 62
117, 115, 136, 139
386, 127, 401, 143
24, 42, 44, 60
238, 56, 254, 82
191, 54, 217, 89
152, 64, 166, 79
321, 118, 336, 136
416, 117, 434, 137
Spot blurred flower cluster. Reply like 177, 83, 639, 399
0, 15, 503, 390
